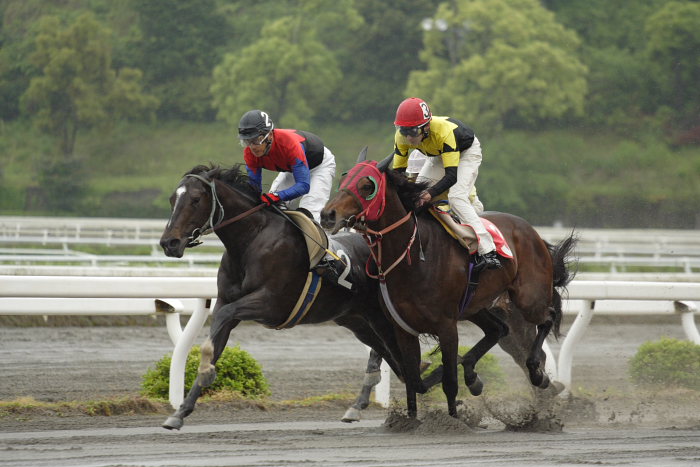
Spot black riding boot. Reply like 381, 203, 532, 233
479, 251, 503, 270
314, 258, 352, 289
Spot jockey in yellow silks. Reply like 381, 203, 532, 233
392, 97, 501, 270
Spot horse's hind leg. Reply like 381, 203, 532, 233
526, 320, 553, 389
342, 349, 383, 423
462, 309, 509, 396
492, 306, 563, 398
162, 309, 241, 430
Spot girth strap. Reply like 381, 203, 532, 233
271, 271, 323, 330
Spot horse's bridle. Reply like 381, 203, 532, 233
183, 173, 264, 247
340, 172, 418, 281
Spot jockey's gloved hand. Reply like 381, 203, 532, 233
415, 190, 432, 208
261, 192, 281, 206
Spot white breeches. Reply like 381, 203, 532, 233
415, 137, 496, 254
270, 146, 336, 223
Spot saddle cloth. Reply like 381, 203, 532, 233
430, 205, 513, 258
285, 211, 329, 268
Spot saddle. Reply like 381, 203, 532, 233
284, 211, 328, 268
429, 202, 514, 259
430, 204, 479, 254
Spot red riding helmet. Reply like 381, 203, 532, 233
394, 97, 432, 127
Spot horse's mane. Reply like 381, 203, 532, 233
185, 163, 261, 199
386, 169, 431, 213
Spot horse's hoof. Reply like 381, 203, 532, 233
199, 366, 217, 387
162, 416, 183, 430
468, 376, 484, 396
341, 407, 361, 423
549, 380, 565, 394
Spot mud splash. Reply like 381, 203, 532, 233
381, 406, 477, 434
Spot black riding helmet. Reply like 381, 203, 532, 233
238, 110, 274, 140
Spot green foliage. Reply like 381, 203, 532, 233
645, 1, 700, 130
130, 0, 230, 84
408, 0, 587, 133
578, 46, 651, 129
141, 345, 270, 400
317, 0, 433, 122
2, 119, 700, 227
21, 12, 158, 155
545, 0, 667, 51
36, 155, 88, 212
482, 129, 700, 228
128, 0, 230, 121
629, 337, 700, 390
211, 11, 342, 129
422, 345, 507, 395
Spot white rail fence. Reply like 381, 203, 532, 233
3, 217, 700, 273
1, 276, 699, 406
3, 252, 700, 273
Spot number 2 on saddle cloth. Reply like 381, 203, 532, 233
429, 200, 514, 316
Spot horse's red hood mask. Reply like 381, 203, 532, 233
339, 161, 387, 222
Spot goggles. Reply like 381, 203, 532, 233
396, 123, 427, 137
239, 130, 271, 147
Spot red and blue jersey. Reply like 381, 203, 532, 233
244, 129, 325, 201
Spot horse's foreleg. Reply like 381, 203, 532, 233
439, 325, 460, 417
342, 349, 383, 423
462, 310, 509, 396
394, 330, 426, 418
162, 309, 241, 430
526, 320, 552, 389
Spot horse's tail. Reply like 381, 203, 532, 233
547, 231, 578, 338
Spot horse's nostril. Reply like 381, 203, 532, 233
160, 238, 177, 251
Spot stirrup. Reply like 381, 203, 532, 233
314, 258, 344, 282
480, 251, 503, 270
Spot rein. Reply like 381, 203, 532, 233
183, 173, 263, 246
184, 173, 340, 262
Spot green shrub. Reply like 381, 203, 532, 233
629, 337, 700, 390
422, 345, 507, 395
141, 345, 270, 399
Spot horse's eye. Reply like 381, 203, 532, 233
191, 196, 201, 206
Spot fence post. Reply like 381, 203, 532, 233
675, 300, 700, 345
557, 299, 595, 396
168, 298, 210, 409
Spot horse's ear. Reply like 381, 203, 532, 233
377, 154, 394, 173
356, 146, 368, 163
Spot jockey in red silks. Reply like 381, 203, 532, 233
238, 109, 336, 223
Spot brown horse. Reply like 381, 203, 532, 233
321, 154, 576, 418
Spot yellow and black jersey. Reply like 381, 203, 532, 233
393, 116, 475, 170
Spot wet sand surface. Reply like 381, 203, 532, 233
1, 316, 700, 466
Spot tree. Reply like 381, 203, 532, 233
19, 12, 157, 213
321, 0, 435, 123
210, 3, 344, 129
21, 12, 158, 157
645, 1, 700, 133
129, 0, 231, 120
542, 0, 689, 134
406, 0, 587, 133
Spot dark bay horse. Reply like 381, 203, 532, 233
321, 155, 576, 418
159, 163, 405, 430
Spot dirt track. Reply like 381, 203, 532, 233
2, 316, 700, 466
